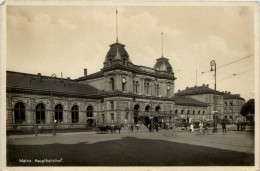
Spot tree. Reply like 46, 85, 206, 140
240, 99, 255, 116
240, 99, 255, 130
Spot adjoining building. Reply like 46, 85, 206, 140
223, 91, 245, 123
175, 85, 246, 123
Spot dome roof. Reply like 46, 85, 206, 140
154, 57, 173, 72
105, 43, 130, 62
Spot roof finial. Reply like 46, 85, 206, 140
116, 9, 118, 43
161, 32, 164, 58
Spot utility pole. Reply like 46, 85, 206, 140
210, 60, 217, 133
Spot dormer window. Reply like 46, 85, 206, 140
110, 78, 115, 91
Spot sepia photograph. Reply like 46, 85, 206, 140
1, 1, 259, 170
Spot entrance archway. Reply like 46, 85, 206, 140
155, 105, 160, 123
133, 104, 140, 124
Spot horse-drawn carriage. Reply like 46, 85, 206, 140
96, 124, 122, 134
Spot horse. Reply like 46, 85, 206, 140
109, 125, 122, 134
97, 125, 111, 133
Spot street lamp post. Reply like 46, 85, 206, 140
150, 95, 153, 132
210, 60, 217, 133
51, 74, 56, 136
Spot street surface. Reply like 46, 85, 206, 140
7, 126, 254, 166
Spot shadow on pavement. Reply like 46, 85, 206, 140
7, 136, 254, 166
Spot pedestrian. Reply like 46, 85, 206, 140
130, 124, 133, 132
222, 119, 226, 133
190, 122, 194, 133
237, 118, 240, 131
213, 121, 218, 133
149, 123, 152, 132
199, 122, 203, 134
156, 122, 159, 132
184, 122, 188, 132
136, 123, 139, 130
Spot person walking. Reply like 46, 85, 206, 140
190, 122, 194, 133
222, 119, 227, 133
199, 122, 203, 135
237, 118, 240, 131
155, 122, 159, 132
136, 123, 139, 130
130, 124, 134, 132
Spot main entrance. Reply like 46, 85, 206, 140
133, 104, 140, 124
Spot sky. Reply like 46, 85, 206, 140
6, 5, 255, 100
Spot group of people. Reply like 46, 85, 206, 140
183, 119, 227, 135
187, 121, 205, 134
130, 123, 139, 131
236, 118, 246, 131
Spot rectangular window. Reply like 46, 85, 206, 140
102, 114, 105, 124
111, 113, 114, 123
133, 81, 136, 93
136, 82, 139, 93
111, 101, 114, 110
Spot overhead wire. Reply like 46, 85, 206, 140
176, 54, 254, 85
208, 69, 253, 85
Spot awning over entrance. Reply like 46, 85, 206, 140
138, 112, 173, 117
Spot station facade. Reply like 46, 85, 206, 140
6, 41, 245, 131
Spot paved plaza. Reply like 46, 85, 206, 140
6, 126, 254, 166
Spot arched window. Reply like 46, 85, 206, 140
133, 81, 139, 93
203, 111, 205, 115
87, 106, 93, 117
187, 110, 190, 115
181, 110, 184, 114
144, 82, 150, 95
155, 106, 160, 112
71, 105, 79, 123
175, 109, 178, 115
110, 78, 114, 91
14, 102, 25, 123
193, 110, 195, 115
36, 103, 45, 124
134, 104, 140, 118
55, 104, 63, 123
198, 110, 201, 115
145, 105, 150, 112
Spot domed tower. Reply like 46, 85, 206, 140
154, 32, 174, 73
154, 57, 173, 73
103, 42, 132, 68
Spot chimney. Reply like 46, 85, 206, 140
186, 86, 189, 89
37, 73, 42, 81
67, 77, 71, 85
84, 69, 87, 76
228, 91, 231, 94
178, 90, 180, 92
202, 84, 205, 86
206, 84, 209, 87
